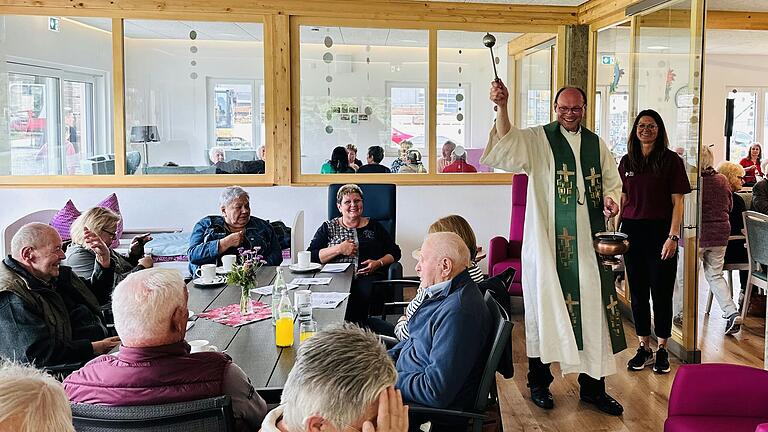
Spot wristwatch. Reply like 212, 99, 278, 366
668, 235, 679, 242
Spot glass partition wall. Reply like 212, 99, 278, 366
124, 20, 266, 175
0, 16, 114, 176
595, 0, 704, 362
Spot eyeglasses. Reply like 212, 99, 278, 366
102, 229, 117, 239
555, 105, 584, 115
637, 124, 658, 131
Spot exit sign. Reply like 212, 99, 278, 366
601, 55, 614, 65
48, 17, 60, 32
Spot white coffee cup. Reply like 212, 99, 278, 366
221, 255, 236, 272
188, 339, 217, 353
297, 251, 311, 268
195, 264, 216, 282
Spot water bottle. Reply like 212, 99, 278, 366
272, 267, 287, 325
275, 291, 294, 347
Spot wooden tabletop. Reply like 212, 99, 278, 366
185, 265, 353, 390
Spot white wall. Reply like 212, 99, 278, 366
702, 54, 768, 164
0, 185, 512, 276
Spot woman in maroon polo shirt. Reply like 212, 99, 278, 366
619, 109, 691, 375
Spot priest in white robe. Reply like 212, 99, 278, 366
481, 80, 626, 416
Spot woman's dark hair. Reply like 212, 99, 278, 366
626, 109, 669, 174
748, 143, 762, 167
330, 146, 348, 173
368, 146, 384, 163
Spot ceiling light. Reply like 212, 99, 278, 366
647, 45, 669, 50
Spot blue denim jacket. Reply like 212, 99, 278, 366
187, 215, 283, 275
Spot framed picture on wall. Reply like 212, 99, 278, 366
340, 114, 350, 120
341, 104, 349, 113
350, 106, 359, 114
358, 114, 368, 121
351, 114, 358, 124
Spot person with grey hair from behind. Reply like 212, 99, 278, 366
188, 185, 284, 275
0, 361, 75, 432
0, 222, 120, 367
261, 323, 408, 432
64, 268, 267, 431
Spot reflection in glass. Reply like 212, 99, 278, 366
299, 26, 429, 174
1, 16, 113, 175
437, 30, 521, 173
124, 20, 265, 175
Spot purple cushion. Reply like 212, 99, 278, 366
95, 193, 122, 248
664, 416, 768, 432
50, 200, 81, 241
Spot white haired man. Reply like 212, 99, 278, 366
64, 268, 267, 431
0, 223, 120, 367
389, 232, 492, 425
261, 324, 408, 432
0, 361, 75, 432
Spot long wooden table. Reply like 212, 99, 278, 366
185, 265, 353, 390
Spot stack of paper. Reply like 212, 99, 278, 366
251, 283, 299, 296
292, 277, 332, 285
321, 263, 351, 273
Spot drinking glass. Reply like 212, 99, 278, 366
299, 320, 317, 343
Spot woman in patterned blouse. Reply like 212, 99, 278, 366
307, 184, 401, 323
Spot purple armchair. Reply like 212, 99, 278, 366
488, 174, 527, 296
665, 364, 768, 432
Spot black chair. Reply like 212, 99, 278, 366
71, 395, 235, 432
408, 292, 513, 432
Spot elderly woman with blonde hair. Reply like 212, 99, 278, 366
64, 207, 153, 290
0, 361, 75, 432
719, 159, 751, 317
695, 146, 743, 334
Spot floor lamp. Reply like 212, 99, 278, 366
129, 125, 160, 170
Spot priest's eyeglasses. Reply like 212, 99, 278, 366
555, 105, 585, 114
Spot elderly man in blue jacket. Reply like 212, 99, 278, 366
389, 231, 492, 415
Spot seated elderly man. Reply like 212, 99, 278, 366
442, 146, 478, 173
261, 323, 407, 432
0, 361, 75, 432
0, 223, 120, 367
389, 232, 492, 412
64, 268, 267, 431
188, 185, 283, 274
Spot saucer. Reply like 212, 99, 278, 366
289, 263, 322, 273
216, 266, 231, 275
192, 275, 227, 287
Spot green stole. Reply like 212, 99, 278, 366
543, 121, 626, 354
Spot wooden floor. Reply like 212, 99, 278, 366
496, 286, 766, 432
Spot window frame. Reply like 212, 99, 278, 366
0, 6, 570, 187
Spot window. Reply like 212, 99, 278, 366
437, 30, 518, 174
298, 25, 429, 174
595, 24, 630, 160
124, 20, 265, 175
728, 89, 757, 162
208, 78, 265, 161
518, 44, 553, 128
1, 16, 112, 176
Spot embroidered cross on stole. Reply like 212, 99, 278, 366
543, 121, 627, 354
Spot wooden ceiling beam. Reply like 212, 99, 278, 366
507, 33, 556, 56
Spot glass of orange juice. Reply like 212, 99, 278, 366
299, 320, 317, 343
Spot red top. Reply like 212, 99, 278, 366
442, 160, 478, 173
739, 157, 763, 184
619, 149, 691, 221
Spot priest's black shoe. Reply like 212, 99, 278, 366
580, 392, 623, 416
530, 386, 554, 409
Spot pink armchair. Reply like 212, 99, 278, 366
665, 364, 768, 432
488, 174, 527, 296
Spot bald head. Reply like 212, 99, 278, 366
416, 232, 470, 288
10, 223, 57, 258
10, 223, 65, 282
553, 87, 586, 132
112, 268, 189, 347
